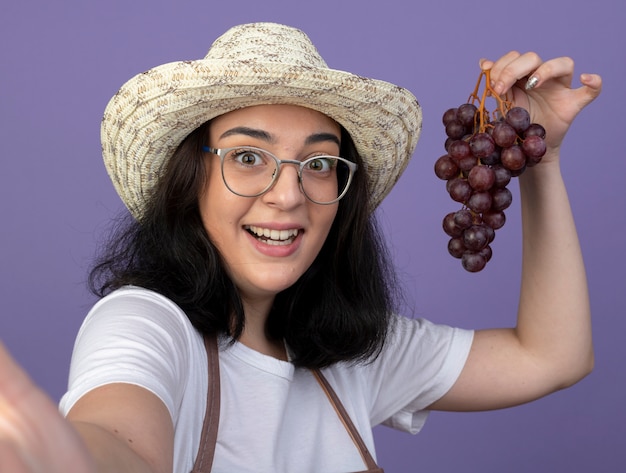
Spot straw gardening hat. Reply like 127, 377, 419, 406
101, 22, 422, 218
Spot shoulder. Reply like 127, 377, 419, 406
325, 315, 474, 426
386, 314, 474, 352
81, 286, 198, 343
63, 286, 207, 419
74, 285, 206, 379
377, 315, 474, 383
87, 285, 188, 320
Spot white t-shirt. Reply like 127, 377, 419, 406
59, 286, 473, 473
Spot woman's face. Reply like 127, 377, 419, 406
199, 104, 341, 303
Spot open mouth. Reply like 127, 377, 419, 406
245, 225, 300, 246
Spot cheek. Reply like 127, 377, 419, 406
199, 190, 236, 234
198, 174, 255, 251
312, 205, 339, 243
198, 167, 232, 233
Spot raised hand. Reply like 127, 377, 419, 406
480, 51, 602, 155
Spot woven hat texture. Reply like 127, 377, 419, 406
101, 22, 422, 218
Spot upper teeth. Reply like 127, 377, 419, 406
246, 225, 299, 241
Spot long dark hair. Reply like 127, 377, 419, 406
89, 122, 399, 369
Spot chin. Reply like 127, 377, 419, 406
238, 271, 304, 298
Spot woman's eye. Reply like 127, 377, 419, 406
231, 149, 263, 166
305, 157, 333, 172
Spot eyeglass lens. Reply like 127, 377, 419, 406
220, 147, 353, 204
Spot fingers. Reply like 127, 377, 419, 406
480, 52, 576, 96
0, 441, 31, 473
0, 342, 33, 407
522, 56, 575, 91
0, 342, 54, 444
0, 342, 96, 472
480, 51, 541, 95
0, 342, 36, 453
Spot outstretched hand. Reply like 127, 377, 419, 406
480, 51, 602, 157
0, 342, 96, 473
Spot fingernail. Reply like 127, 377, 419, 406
525, 76, 539, 90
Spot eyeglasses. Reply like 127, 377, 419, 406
202, 146, 358, 205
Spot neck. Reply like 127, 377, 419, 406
237, 295, 288, 361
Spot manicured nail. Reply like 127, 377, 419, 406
525, 76, 539, 90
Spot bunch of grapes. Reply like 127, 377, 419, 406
434, 70, 547, 272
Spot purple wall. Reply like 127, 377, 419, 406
1, 0, 624, 471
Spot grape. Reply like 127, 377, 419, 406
463, 224, 489, 251
524, 123, 546, 139
478, 245, 493, 263
442, 108, 458, 126
469, 133, 495, 158
525, 155, 542, 168
468, 165, 495, 191
462, 251, 487, 272
482, 210, 506, 230
447, 177, 472, 203
458, 156, 478, 173
522, 135, 547, 160
484, 225, 496, 244
454, 209, 474, 229
445, 120, 467, 140
509, 164, 527, 177
491, 187, 513, 211
501, 145, 526, 171
448, 140, 472, 161
481, 147, 501, 166
467, 191, 492, 213
457, 103, 478, 127
492, 165, 512, 188
434, 155, 459, 180
505, 106, 531, 133
436, 81, 546, 272
448, 237, 466, 258
492, 121, 517, 148
443, 212, 463, 237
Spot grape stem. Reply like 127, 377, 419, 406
468, 69, 513, 132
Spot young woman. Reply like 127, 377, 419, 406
0, 22, 601, 473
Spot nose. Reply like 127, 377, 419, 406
262, 163, 306, 209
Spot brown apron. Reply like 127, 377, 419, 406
191, 335, 384, 473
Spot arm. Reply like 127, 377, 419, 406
67, 383, 174, 473
0, 342, 173, 473
431, 52, 602, 411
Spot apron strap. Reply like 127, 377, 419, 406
192, 335, 384, 472
191, 334, 220, 473
312, 369, 384, 473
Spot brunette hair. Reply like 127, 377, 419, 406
89, 122, 399, 369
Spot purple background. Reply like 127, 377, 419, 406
1, 0, 624, 471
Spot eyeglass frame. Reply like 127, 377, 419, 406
202, 145, 358, 205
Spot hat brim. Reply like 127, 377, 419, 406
101, 59, 422, 218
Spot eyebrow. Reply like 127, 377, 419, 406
219, 127, 341, 147
305, 132, 341, 147
220, 127, 274, 142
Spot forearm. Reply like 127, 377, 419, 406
516, 154, 593, 387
